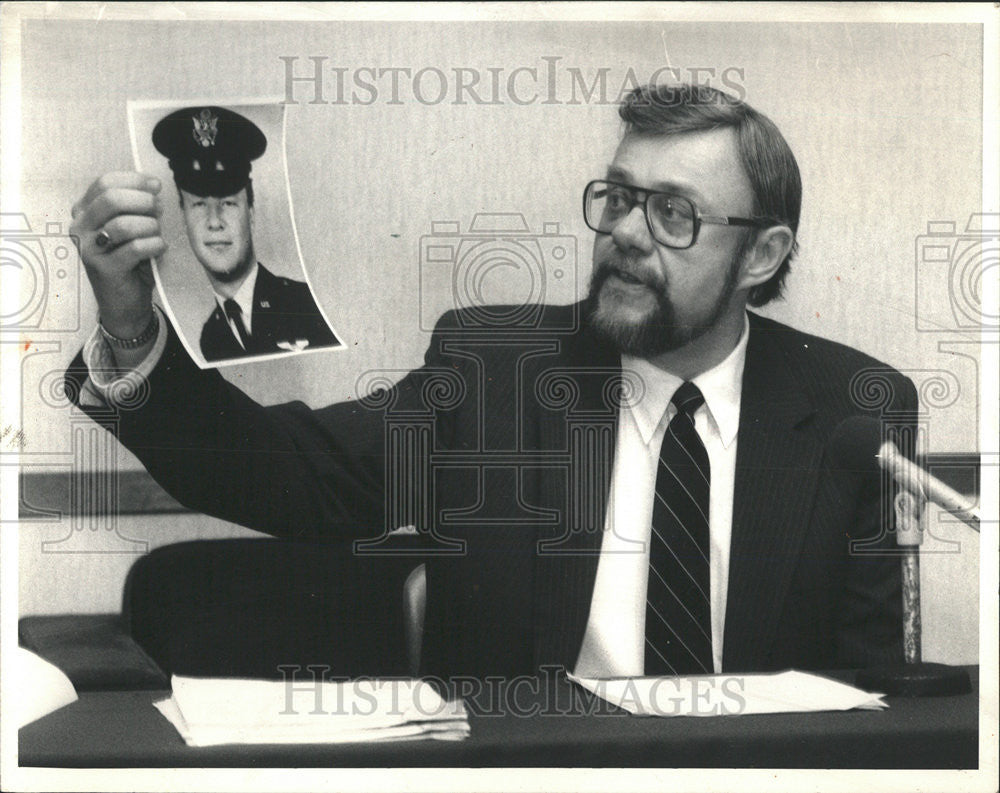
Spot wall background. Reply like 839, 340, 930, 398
9, 19, 984, 663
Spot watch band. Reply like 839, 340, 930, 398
98, 310, 160, 349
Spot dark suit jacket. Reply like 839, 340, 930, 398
200, 263, 339, 362
68, 302, 915, 679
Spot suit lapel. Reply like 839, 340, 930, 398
723, 313, 823, 671
531, 315, 622, 669
203, 309, 243, 361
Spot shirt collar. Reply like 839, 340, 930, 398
213, 261, 259, 324
621, 312, 750, 449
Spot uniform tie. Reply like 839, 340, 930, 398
223, 298, 251, 350
644, 381, 713, 675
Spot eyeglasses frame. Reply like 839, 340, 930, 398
583, 179, 777, 250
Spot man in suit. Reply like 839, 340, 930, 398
68, 84, 913, 680
152, 106, 339, 361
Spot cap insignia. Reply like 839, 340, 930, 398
191, 109, 218, 148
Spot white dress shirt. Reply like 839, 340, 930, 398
574, 315, 749, 677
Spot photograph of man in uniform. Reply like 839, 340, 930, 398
151, 106, 339, 362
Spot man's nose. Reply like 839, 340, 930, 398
610, 204, 654, 254
206, 202, 225, 228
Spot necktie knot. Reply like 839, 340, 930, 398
223, 298, 242, 322
222, 298, 251, 350
671, 381, 704, 418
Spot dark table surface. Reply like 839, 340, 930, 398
19, 667, 979, 768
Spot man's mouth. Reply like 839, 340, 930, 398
205, 242, 232, 252
611, 268, 642, 285
605, 265, 647, 287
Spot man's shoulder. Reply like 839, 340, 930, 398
432, 302, 584, 334
746, 311, 916, 410
748, 311, 898, 372
423, 302, 606, 370
256, 263, 307, 293
255, 264, 318, 307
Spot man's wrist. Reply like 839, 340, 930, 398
85, 305, 165, 382
99, 310, 160, 349
98, 309, 153, 340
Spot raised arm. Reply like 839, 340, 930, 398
66, 173, 457, 540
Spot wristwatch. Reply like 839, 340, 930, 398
98, 310, 159, 349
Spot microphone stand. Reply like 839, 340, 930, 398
856, 488, 973, 696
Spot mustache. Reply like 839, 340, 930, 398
592, 255, 665, 292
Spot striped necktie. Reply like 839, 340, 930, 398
223, 298, 251, 350
644, 381, 713, 676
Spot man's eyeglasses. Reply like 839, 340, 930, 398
583, 179, 775, 250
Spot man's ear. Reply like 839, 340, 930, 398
738, 225, 794, 291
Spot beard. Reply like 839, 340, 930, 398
584, 251, 741, 358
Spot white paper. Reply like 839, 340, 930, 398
13, 647, 78, 728
567, 670, 887, 718
154, 675, 469, 747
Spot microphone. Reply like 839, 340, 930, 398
830, 415, 980, 531
830, 415, 974, 696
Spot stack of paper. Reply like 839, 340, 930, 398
154, 675, 469, 747
568, 670, 888, 717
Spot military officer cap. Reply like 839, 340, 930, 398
152, 106, 267, 198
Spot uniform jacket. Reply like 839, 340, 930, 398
199, 263, 339, 361
68, 302, 914, 679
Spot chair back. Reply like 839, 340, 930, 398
123, 538, 426, 679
